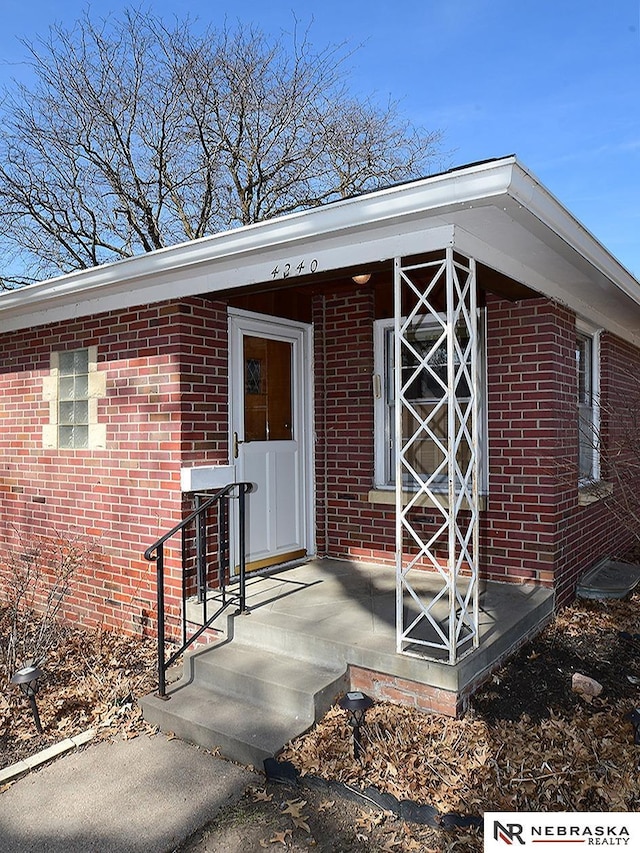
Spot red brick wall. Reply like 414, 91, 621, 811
313, 287, 396, 563
481, 296, 574, 587
3, 281, 640, 640
463, 295, 637, 600
0, 297, 228, 635
553, 331, 640, 605
313, 286, 640, 603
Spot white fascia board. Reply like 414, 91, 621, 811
3, 154, 638, 338
0, 159, 516, 331
507, 165, 640, 304
0, 219, 457, 333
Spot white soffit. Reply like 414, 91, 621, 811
450, 199, 640, 346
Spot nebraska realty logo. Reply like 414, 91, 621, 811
484, 813, 640, 851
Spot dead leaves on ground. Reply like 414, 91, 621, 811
280, 798, 311, 833
254, 794, 310, 847
282, 593, 640, 817
282, 697, 640, 815
1, 611, 158, 767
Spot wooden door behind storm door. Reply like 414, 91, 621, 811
230, 311, 309, 572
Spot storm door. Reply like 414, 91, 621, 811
229, 310, 310, 571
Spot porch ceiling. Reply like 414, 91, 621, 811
1, 156, 639, 344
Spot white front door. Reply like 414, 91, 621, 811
229, 310, 311, 571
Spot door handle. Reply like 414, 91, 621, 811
233, 431, 244, 459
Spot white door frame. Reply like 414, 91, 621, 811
228, 307, 315, 566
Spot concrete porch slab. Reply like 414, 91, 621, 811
211, 558, 554, 698
144, 559, 555, 762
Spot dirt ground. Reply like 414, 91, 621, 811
173, 780, 474, 853
2, 587, 640, 853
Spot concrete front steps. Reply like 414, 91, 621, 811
140, 639, 348, 769
141, 561, 556, 768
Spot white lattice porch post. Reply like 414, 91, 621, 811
395, 248, 480, 663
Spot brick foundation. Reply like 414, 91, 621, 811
350, 665, 461, 716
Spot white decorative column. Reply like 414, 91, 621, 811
395, 248, 480, 663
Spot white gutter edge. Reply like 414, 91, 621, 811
1, 155, 639, 330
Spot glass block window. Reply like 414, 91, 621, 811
58, 349, 90, 449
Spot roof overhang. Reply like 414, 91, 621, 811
1, 155, 640, 345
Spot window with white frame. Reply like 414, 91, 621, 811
373, 315, 487, 490
577, 324, 601, 482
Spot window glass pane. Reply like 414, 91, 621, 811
73, 349, 89, 374
74, 425, 89, 449
243, 336, 292, 442
393, 326, 471, 403
58, 426, 74, 448
578, 405, 595, 479
59, 400, 89, 426
59, 401, 76, 425
74, 373, 89, 398
58, 424, 90, 449
385, 321, 475, 488
59, 376, 76, 400
74, 400, 88, 424
59, 352, 76, 375
577, 332, 595, 480
577, 336, 592, 405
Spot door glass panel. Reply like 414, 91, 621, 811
244, 336, 293, 441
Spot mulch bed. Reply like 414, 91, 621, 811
0, 615, 158, 770
280, 590, 640, 815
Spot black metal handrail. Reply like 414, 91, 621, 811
144, 481, 252, 698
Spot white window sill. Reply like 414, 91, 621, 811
368, 489, 486, 511
578, 481, 613, 507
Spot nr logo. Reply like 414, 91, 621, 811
494, 821, 526, 845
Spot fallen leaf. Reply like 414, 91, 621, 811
269, 830, 292, 845
281, 798, 307, 818
251, 788, 273, 802
292, 816, 310, 833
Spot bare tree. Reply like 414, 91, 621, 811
0, 9, 443, 288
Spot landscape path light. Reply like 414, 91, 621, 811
11, 665, 44, 734
339, 691, 373, 760
626, 708, 640, 744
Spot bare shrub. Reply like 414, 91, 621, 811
0, 531, 93, 678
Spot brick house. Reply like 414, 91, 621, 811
2, 156, 640, 739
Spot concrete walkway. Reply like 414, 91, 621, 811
0, 734, 259, 853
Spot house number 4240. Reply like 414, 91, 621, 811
271, 258, 318, 279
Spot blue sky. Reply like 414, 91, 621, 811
1, 0, 639, 275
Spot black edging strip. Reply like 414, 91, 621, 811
263, 758, 482, 831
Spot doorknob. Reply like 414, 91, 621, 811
233, 431, 244, 459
